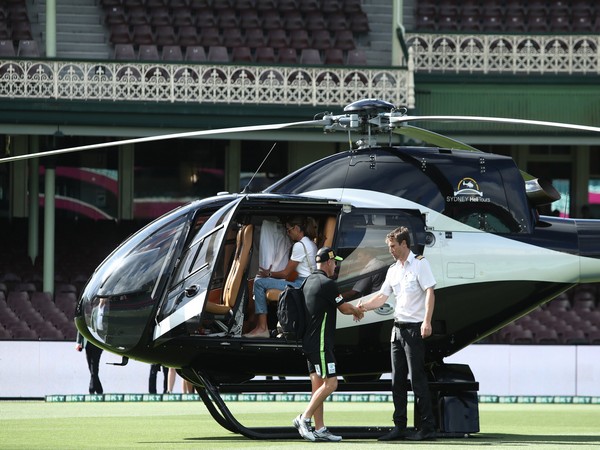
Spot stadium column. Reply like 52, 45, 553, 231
46, 0, 56, 57
573, 146, 590, 218
9, 135, 28, 217
118, 144, 134, 220
28, 136, 40, 265
225, 140, 241, 194
43, 157, 55, 295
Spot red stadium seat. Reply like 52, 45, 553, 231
267, 28, 288, 49
289, 29, 310, 50
300, 48, 321, 65
324, 48, 344, 65
172, 7, 194, 27
231, 46, 253, 62
207, 45, 229, 62
223, 27, 244, 48
200, 27, 222, 47
138, 44, 160, 61
349, 11, 370, 33
255, 46, 276, 63
178, 26, 199, 46
245, 28, 266, 48
278, 47, 297, 64
149, 6, 172, 26
346, 48, 367, 65
240, 9, 261, 29
333, 30, 355, 51
162, 45, 183, 61
283, 10, 304, 31
311, 29, 332, 50
17, 40, 40, 57
185, 45, 207, 62
155, 25, 177, 46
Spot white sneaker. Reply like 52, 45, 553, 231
314, 427, 342, 442
293, 414, 315, 442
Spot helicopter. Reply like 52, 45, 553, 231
4, 99, 600, 439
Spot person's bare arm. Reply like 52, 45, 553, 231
421, 287, 435, 338
358, 292, 389, 312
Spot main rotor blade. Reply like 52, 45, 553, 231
391, 115, 600, 134
393, 124, 481, 151
0, 119, 327, 164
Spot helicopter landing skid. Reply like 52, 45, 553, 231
191, 371, 478, 440
192, 371, 392, 440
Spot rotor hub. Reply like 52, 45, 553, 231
322, 99, 407, 148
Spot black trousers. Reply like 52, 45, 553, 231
390, 325, 435, 431
85, 344, 104, 394
149, 364, 168, 393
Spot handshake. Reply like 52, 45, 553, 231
350, 300, 372, 322
351, 305, 364, 322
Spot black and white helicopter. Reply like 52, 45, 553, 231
5, 99, 600, 439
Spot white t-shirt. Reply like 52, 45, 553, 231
290, 236, 317, 278
259, 220, 292, 272
380, 251, 436, 323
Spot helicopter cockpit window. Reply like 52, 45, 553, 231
79, 211, 188, 351
335, 211, 422, 299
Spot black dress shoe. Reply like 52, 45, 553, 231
406, 428, 436, 441
378, 427, 410, 441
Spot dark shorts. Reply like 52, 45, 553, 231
306, 348, 337, 378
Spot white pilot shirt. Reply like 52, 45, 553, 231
380, 251, 436, 323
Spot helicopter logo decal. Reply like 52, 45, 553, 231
448, 177, 489, 203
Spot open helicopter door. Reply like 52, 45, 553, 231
154, 197, 245, 341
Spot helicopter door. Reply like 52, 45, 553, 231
154, 197, 244, 340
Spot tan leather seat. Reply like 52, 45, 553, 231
205, 224, 253, 315
266, 289, 282, 302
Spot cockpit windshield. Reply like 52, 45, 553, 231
79, 210, 189, 352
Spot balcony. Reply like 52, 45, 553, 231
0, 59, 414, 109
405, 33, 600, 76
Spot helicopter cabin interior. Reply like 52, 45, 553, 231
167, 200, 429, 339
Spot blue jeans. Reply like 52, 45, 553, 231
253, 276, 305, 314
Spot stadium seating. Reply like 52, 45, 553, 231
488, 282, 600, 345
97, 0, 371, 65
413, 0, 599, 34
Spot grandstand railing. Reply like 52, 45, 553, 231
0, 59, 414, 108
406, 33, 600, 75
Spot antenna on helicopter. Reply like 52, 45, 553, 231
241, 142, 277, 194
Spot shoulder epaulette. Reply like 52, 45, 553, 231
416, 255, 425, 260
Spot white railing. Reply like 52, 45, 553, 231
406, 33, 600, 75
0, 60, 414, 108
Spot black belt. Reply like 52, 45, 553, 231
394, 321, 421, 329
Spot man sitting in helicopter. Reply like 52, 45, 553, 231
244, 216, 318, 338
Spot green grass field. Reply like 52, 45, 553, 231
1, 400, 600, 449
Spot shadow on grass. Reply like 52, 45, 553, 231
179, 433, 600, 445
435, 434, 600, 446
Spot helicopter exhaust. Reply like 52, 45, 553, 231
525, 178, 561, 207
